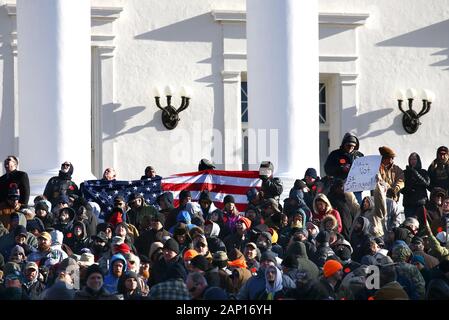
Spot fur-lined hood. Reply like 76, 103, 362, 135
320, 214, 339, 232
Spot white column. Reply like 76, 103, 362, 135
17, 0, 93, 200
247, 0, 319, 199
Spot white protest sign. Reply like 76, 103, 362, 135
344, 155, 382, 192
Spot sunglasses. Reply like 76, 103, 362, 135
62, 163, 71, 167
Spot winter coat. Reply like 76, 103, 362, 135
312, 194, 342, 233
0, 170, 30, 205
149, 255, 186, 287
227, 267, 252, 295
308, 277, 342, 300
285, 242, 320, 280
353, 181, 388, 237
206, 221, 226, 253
374, 281, 409, 300
287, 188, 312, 219
395, 262, 426, 300
75, 287, 119, 300
402, 154, 430, 208
261, 176, 283, 200
312, 243, 336, 269
324, 133, 364, 180
135, 227, 171, 257
0, 201, 22, 231
426, 274, 449, 299
22, 278, 46, 300
379, 163, 405, 195
327, 190, 359, 240
104, 253, 128, 294
237, 268, 296, 300
428, 157, 449, 192
40, 280, 76, 300
350, 216, 373, 263
43, 164, 79, 207
0, 213, 38, 257
64, 221, 90, 254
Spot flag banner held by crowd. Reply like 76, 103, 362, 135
81, 170, 262, 214
81, 178, 163, 214
161, 170, 262, 212
344, 155, 382, 192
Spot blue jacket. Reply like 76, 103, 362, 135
104, 253, 127, 294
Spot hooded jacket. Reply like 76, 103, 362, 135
353, 181, 388, 238
0, 213, 37, 257
104, 253, 128, 294
285, 241, 319, 280
350, 216, 373, 263
43, 163, 79, 207
402, 153, 430, 208
312, 194, 342, 233
206, 221, 226, 253
428, 149, 449, 191
287, 188, 312, 219
65, 221, 90, 254
324, 133, 364, 180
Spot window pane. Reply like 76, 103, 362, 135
319, 131, 329, 175
319, 83, 326, 124
241, 81, 248, 123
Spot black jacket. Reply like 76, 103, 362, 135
261, 177, 283, 200
324, 133, 364, 180
0, 170, 30, 205
402, 155, 430, 208
44, 168, 80, 207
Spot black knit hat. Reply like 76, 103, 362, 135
223, 195, 235, 205
304, 168, 318, 179
85, 264, 104, 280
151, 213, 166, 225
163, 238, 180, 255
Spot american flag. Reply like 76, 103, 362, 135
80, 178, 163, 214
81, 170, 262, 214
161, 170, 262, 212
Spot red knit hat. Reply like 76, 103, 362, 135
323, 259, 343, 278
113, 243, 130, 255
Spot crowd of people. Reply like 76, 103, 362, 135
1, 133, 449, 300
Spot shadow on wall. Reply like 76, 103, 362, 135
102, 103, 165, 141
377, 19, 449, 70
134, 13, 225, 165
342, 106, 408, 139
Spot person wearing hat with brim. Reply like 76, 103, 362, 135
324, 132, 364, 180
75, 264, 120, 300
261, 198, 281, 226
428, 146, 449, 192
27, 231, 65, 268
22, 261, 46, 300
379, 146, 404, 203
212, 250, 233, 290
243, 242, 260, 273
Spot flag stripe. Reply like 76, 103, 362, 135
162, 170, 261, 213
162, 175, 261, 188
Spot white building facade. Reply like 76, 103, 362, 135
0, 0, 448, 198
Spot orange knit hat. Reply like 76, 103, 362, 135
183, 249, 199, 261
323, 259, 343, 278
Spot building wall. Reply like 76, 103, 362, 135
0, 0, 448, 181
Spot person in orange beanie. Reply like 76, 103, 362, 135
308, 259, 344, 300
